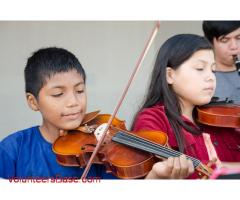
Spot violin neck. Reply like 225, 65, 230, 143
112, 131, 201, 168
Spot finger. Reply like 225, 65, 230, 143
149, 160, 171, 179
59, 130, 67, 136
178, 155, 189, 178
166, 157, 174, 174
207, 158, 217, 167
170, 157, 181, 179
188, 159, 195, 175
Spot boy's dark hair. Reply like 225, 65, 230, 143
202, 21, 240, 44
132, 34, 212, 153
24, 47, 86, 98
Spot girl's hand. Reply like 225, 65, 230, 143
145, 155, 194, 179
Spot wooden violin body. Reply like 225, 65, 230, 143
197, 104, 240, 128
53, 111, 167, 179
53, 111, 212, 179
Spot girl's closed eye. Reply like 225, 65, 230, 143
195, 66, 204, 71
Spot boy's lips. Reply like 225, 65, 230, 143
62, 111, 82, 120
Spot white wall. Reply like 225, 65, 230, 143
0, 21, 203, 139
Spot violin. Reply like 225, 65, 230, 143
53, 111, 213, 179
197, 55, 240, 128
197, 98, 240, 128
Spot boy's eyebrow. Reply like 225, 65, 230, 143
74, 82, 85, 87
51, 82, 85, 89
219, 33, 240, 39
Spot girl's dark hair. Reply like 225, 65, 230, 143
24, 47, 86, 98
203, 21, 240, 44
132, 34, 212, 152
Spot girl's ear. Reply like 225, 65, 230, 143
26, 93, 39, 111
166, 67, 174, 84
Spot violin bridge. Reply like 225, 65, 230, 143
94, 123, 109, 141
77, 124, 98, 133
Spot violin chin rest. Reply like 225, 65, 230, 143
81, 110, 101, 125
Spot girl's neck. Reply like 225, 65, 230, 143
180, 101, 194, 123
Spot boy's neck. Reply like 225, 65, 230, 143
39, 124, 60, 143
216, 61, 236, 72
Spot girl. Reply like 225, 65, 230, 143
132, 34, 240, 179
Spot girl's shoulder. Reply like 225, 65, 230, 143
133, 103, 170, 132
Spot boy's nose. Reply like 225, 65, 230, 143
66, 94, 79, 107
229, 39, 239, 50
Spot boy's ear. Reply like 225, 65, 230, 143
166, 67, 174, 84
26, 93, 39, 111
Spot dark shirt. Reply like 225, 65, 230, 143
214, 71, 240, 104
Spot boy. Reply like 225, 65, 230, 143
202, 21, 240, 103
0, 47, 116, 179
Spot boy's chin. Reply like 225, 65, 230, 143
60, 121, 82, 130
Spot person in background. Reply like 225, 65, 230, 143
202, 21, 240, 103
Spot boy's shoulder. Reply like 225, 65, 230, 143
0, 126, 40, 154
1, 126, 39, 143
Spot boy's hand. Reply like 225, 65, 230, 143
145, 155, 194, 179
59, 130, 68, 137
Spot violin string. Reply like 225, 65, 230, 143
112, 132, 200, 167
114, 132, 197, 162
113, 132, 200, 168
112, 134, 200, 168
122, 132, 201, 166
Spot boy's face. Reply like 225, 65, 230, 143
36, 70, 87, 131
213, 27, 240, 67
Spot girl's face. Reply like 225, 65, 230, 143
167, 49, 216, 107
37, 70, 87, 131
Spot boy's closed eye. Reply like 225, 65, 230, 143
51, 93, 64, 97
51, 89, 84, 97
77, 90, 84, 94
219, 37, 228, 43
